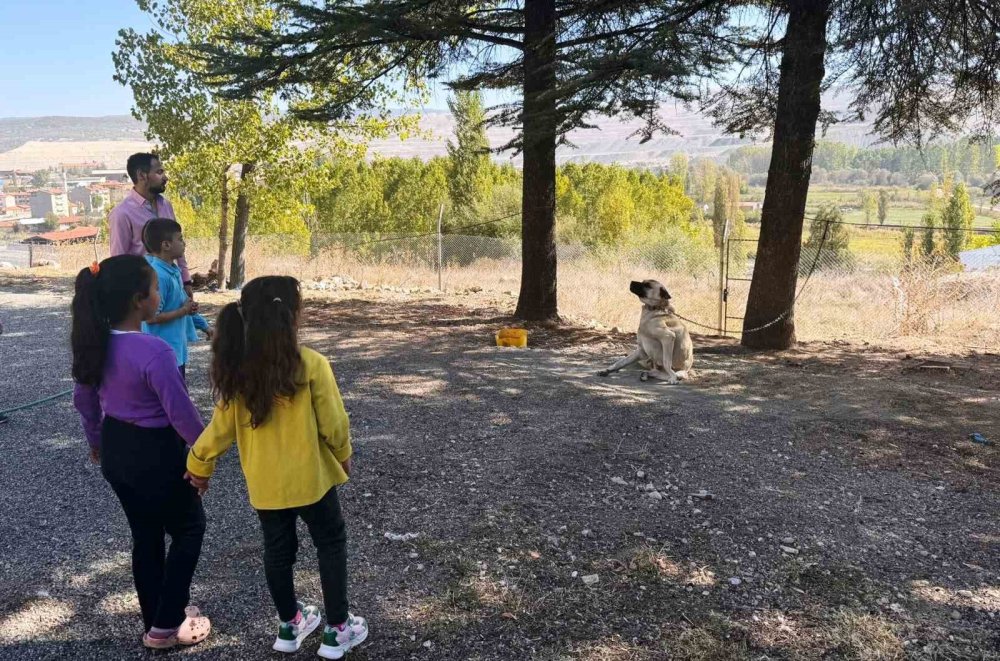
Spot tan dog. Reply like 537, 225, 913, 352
597, 279, 694, 384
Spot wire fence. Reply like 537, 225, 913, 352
34, 215, 1000, 352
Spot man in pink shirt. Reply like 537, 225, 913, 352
109, 153, 192, 296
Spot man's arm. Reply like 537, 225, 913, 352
107, 207, 130, 257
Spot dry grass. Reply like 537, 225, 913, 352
52, 235, 1000, 351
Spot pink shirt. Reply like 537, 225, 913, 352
108, 189, 190, 282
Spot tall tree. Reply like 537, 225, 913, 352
193, 0, 730, 321
860, 190, 877, 225
114, 0, 405, 289
877, 189, 889, 226
941, 182, 975, 258
710, 0, 1000, 348
712, 177, 728, 247
446, 91, 492, 220
920, 211, 937, 258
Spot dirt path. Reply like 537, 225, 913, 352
1, 281, 998, 659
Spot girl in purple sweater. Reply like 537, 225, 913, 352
71, 255, 211, 650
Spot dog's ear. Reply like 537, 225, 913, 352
660, 285, 671, 300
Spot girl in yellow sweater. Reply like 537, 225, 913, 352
185, 276, 367, 659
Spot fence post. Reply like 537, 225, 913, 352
28, 243, 34, 268
436, 203, 444, 291
717, 217, 730, 335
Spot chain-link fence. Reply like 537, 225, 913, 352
45, 216, 1000, 351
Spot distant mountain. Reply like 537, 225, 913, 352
0, 115, 147, 153
0, 102, 883, 171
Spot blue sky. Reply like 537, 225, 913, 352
0, 0, 471, 118
0, 0, 161, 117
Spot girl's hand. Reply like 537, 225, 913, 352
341, 457, 352, 477
184, 471, 210, 497
88, 447, 100, 465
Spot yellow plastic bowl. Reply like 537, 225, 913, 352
495, 328, 528, 348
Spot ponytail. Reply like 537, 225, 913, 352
70, 255, 155, 386
211, 276, 302, 427
71, 266, 110, 386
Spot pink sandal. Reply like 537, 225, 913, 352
141, 606, 211, 649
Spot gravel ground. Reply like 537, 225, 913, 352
1, 278, 999, 660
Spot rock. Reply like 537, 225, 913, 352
384, 531, 420, 542
582, 574, 600, 586
571, 571, 579, 578
408, 552, 419, 559
781, 537, 796, 545
748, 551, 757, 558
780, 546, 799, 555
950, 610, 961, 620
581, 529, 594, 538
691, 490, 715, 500
0, 261, 16, 270
416, 564, 425, 571
646, 491, 663, 501
611, 476, 628, 486
729, 577, 742, 587
636, 470, 646, 479
643, 482, 656, 491
423, 640, 433, 648
957, 590, 973, 599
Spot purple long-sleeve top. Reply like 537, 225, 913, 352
73, 332, 204, 449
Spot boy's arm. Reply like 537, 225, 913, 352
192, 313, 210, 332
186, 403, 237, 479
311, 355, 352, 463
147, 302, 194, 325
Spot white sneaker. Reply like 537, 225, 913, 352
317, 613, 368, 659
273, 603, 322, 653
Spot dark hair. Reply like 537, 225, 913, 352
143, 217, 182, 253
126, 152, 160, 184
212, 276, 303, 428
71, 255, 155, 386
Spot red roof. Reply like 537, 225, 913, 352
58, 215, 84, 224
28, 227, 99, 242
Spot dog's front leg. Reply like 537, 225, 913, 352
640, 336, 679, 384
597, 348, 644, 377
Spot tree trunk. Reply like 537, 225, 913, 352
741, 0, 830, 349
514, 0, 559, 322
216, 168, 230, 291
229, 162, 256, 289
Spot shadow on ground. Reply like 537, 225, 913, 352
1, 289, 998, 659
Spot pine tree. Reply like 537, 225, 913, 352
446, 91, 491, 220
193, 0, 730, 321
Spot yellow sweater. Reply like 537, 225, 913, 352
187, 347, 352, 510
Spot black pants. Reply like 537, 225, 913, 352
101, 417, 206, 631
257, 487, 348, 625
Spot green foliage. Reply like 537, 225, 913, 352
860, 190, 877, 225
713, 178, 728, 247
877, 190, 889, 225
901, 227, 915, 265
801, 205, 854, 273
920, 212, 937, 257
446, 91, 492, 220
941, 182, 975, 258
43, 212, 59, 231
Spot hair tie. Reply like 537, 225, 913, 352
273, 297, 283, 304
89, 262, 100, 276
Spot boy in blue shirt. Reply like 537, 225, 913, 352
142, 218, 211, 381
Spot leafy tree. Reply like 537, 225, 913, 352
43, 212, 59, 231
901, 226, 915, 266
860, 190, 877, 225
800, 204, 852, 273
877, 190, 889, 226
446, 91, 492, 221
712, 178, 728, 247
193, 0, 730, 321
31, 170, 49, 188
920, 212, 937, 259
710, 0, 1000, 348
941, 182, 975, 258
114, 0, 406, 288
669, 153, 690, 192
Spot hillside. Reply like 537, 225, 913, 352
0, 102, 880, 171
